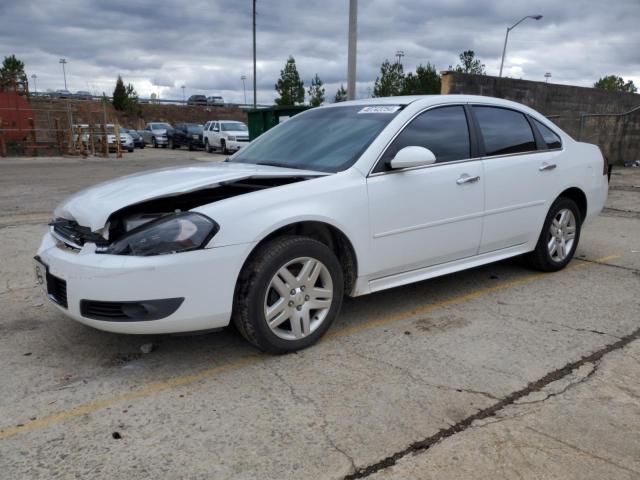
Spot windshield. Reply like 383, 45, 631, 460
230, 105, 400, 172
153, 123, 171, 130
221, 122, 248, 132
186, 124, 203, 133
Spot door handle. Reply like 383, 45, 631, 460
456, 175, 480, 185
539, 162, 557, 171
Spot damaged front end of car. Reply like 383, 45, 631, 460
49, 175, 319, 256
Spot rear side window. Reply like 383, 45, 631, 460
532, 118, 562, 149
377, 105, 470, 171
474, 106, 537, 156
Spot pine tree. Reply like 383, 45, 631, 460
112, 75, 127, 110
334, 84, 347, 102
307, 74, 325, 107
373, 60, 405, 97
401, 63, 441, 95
0, 54, 27, 87
274, 56, 304, 105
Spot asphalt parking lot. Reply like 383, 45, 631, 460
1, 149, 639, 479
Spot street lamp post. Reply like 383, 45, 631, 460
241, 75, 247, 104
346, 0, 357, 101
252, 0, 257, 108
181, 85, 186, 103
498, 15, 543, 78
544, 72, 552, 83
59, 58, 68, 89
31, 74, 37, 94
395, 50, 405, 66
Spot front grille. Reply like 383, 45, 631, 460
47, 272, 68, 308
237, 137, 249, 142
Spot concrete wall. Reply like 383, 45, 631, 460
441, 72, 640, 165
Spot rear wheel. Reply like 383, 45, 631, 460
152, 138, 158, 148
526, 197, 582, 272
233, 236, 344, 353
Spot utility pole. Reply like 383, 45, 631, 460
59, 58, 67, 89
346, 0, 357, 100
544, 72, 552, 83
31, 74, 37, 94
395, 50, 405, 65
181, 85, 186, 103
252, 0, 257, 108
241, 75, 247, 104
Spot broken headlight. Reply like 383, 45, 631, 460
106, 212, 218, 256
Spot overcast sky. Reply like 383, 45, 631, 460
1, 0, 638, 104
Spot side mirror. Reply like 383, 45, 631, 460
390, 146, 436, 170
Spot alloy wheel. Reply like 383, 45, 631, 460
263, 257, 333, 340
547, 208, 576, 262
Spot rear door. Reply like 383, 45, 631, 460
472, 105, 562, 253
367, 105, 485, 278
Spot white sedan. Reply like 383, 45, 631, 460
35, 95, 608, 353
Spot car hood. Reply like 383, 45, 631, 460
54, 162, 327, 231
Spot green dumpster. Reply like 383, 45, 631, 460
247, 105, 311, 141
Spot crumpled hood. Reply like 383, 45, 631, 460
54, 162, 327, 231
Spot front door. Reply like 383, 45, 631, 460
367, 105, 484, 278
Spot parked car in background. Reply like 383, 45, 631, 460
203, 120, 249, 153
142, 122, 172, 148
187, 95, 207, 106
207, 96, 224, 106
122, 128, 145, 148
55, 89, 73, 99
167, 123, 204, 150
75, 91, 92, 100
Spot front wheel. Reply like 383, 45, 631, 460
152, 138, 158, 148
205, 139, 212, 153
169, 138, 176, 149
233, 236, 344, 353
525, 197, 582, 272
220, 139, 228, 154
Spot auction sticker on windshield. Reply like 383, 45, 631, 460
358, 106, 401, 114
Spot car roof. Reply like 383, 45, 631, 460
323, 94, 541, 114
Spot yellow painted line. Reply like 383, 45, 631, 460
0, 254, 619, 441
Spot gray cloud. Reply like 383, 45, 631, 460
1, 0, 638, 103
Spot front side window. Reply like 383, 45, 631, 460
375, 105, 470, 172
532, 118, 562, 149
474, 106, 536, 156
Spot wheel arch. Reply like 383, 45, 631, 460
238, 220, 359, 296
557, 187, 587, 222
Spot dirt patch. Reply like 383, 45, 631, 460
414, 316, 471, 334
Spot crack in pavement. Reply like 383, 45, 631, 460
268, 362, 358, 475
576, 257, 640, 274
349, 349, 501, 402
525, 426, 640, 477
343, 327, 640, 479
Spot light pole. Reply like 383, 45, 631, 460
31, 74, 37, 94
498, 15, 543, 78
181, 85, 186, 103
59, 58, 67, 89
544, 72, 552, 83
241, 75, 247, 104
346, 0, 357, 100
395, 50, 405, 66
252, 0, 257, 108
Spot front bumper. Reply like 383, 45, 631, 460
36, 232, 251, 334
226, 139, 249, 151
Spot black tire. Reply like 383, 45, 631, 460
221, 139, 227, 154
152, 138, 158, 148
525, 197, 582, 272
128, 147, 134, 153
232, 236, 344, 354
169, 138, 176, 149
205, 139, 212, 153
188, 142, 194, 151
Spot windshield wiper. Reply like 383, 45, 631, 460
254, 161, 298, 169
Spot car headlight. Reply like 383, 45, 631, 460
106, 212, 219, 256
227, 135, 236, 141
